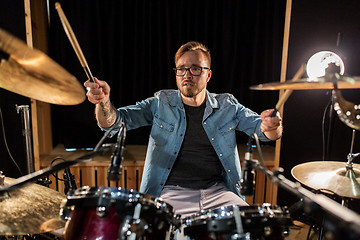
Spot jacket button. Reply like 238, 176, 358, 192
219, 154, 223, 157
211, 138, 214, 141
228, 169, 231, 172
204, 122, 207, 125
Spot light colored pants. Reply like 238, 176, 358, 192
160, 182, 248, 218
160, 183, 248, 240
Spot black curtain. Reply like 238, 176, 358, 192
48, 0, 286, 148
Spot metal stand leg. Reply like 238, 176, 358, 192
16, 105, 34, 174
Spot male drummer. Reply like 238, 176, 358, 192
84, 41, 282, 219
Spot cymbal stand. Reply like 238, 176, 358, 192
345, 129, 360, 172
333, 129, 360, 207
250, 133, 360, 240
16, 105, 52, 187
16, 105, 34, 174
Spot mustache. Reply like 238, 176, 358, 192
182, 80, 194, 84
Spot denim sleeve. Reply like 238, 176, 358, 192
231, 96, 269, 142
98, 96, 157, 138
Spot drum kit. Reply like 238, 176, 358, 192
1, 3, 360, 240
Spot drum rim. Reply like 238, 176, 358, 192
64, 186, 176, 218
184, 203, 291, 225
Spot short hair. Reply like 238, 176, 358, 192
174, 41, 211, 67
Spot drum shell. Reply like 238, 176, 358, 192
62, 186, 176, 240
183, 204, 292, 240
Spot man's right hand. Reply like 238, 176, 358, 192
84, 77, 111, 105
84, 77, 116, 128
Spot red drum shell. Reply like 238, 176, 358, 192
62, 186, 176, 240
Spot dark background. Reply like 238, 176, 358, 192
47, 0, 285, 148
1, 0, 360, 213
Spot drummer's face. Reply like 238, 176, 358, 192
175, 50, 211, 99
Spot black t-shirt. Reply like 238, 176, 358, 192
165, 102, 224, 189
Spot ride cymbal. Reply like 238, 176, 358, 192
250, 76, 360, 90
0, 28, 85, 105
291, 161, 360, 199
0, 177, 65, 236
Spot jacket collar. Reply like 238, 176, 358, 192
168, 89, 219, 110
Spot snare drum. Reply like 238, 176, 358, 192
183, 204, 292, 240
61, 186, 178, 240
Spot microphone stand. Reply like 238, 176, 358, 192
250, 133, 360, 239
107, 122, 126, 181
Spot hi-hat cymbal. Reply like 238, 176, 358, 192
291, 161, 360, 199
0, 177, 65, 236
0, 28, 85, 105
250, 76, 360, 90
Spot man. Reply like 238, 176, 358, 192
84, 41, 282, 218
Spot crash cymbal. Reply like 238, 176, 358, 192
250, 76, 360, 90
291, 161, 360, 199
0, 177, 65, 236
0, 28, 85, 105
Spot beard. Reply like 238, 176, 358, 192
180, 87, 196, 97
177, 79, 207, 98
178, 81, 198, 97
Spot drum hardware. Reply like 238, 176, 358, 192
251, 158, 360, 239
183, 204, 291, 240
96, 206, 108, 218
15, 105, 34, 174
121, 203, 148, 240
61, 186, 177, 240
245, 133, 360, 239
291, 128, 360, 200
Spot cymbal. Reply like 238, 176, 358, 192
250, 76, 360, 90
0, 28, 85, 105
0, 177, 65, 236
291, 161, 360, 199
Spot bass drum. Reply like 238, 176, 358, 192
61, 186, 179, 240
183, 203, 292, 240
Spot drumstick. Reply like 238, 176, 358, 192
270, 64, 305, 117
55, 2, 95, 83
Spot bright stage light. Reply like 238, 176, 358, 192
306, 51, 345, 79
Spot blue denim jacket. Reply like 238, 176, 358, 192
104, 89, 269, 197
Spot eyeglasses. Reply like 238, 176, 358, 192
173, 66, 210, 76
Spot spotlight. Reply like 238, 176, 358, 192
306, 51, 345, 79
